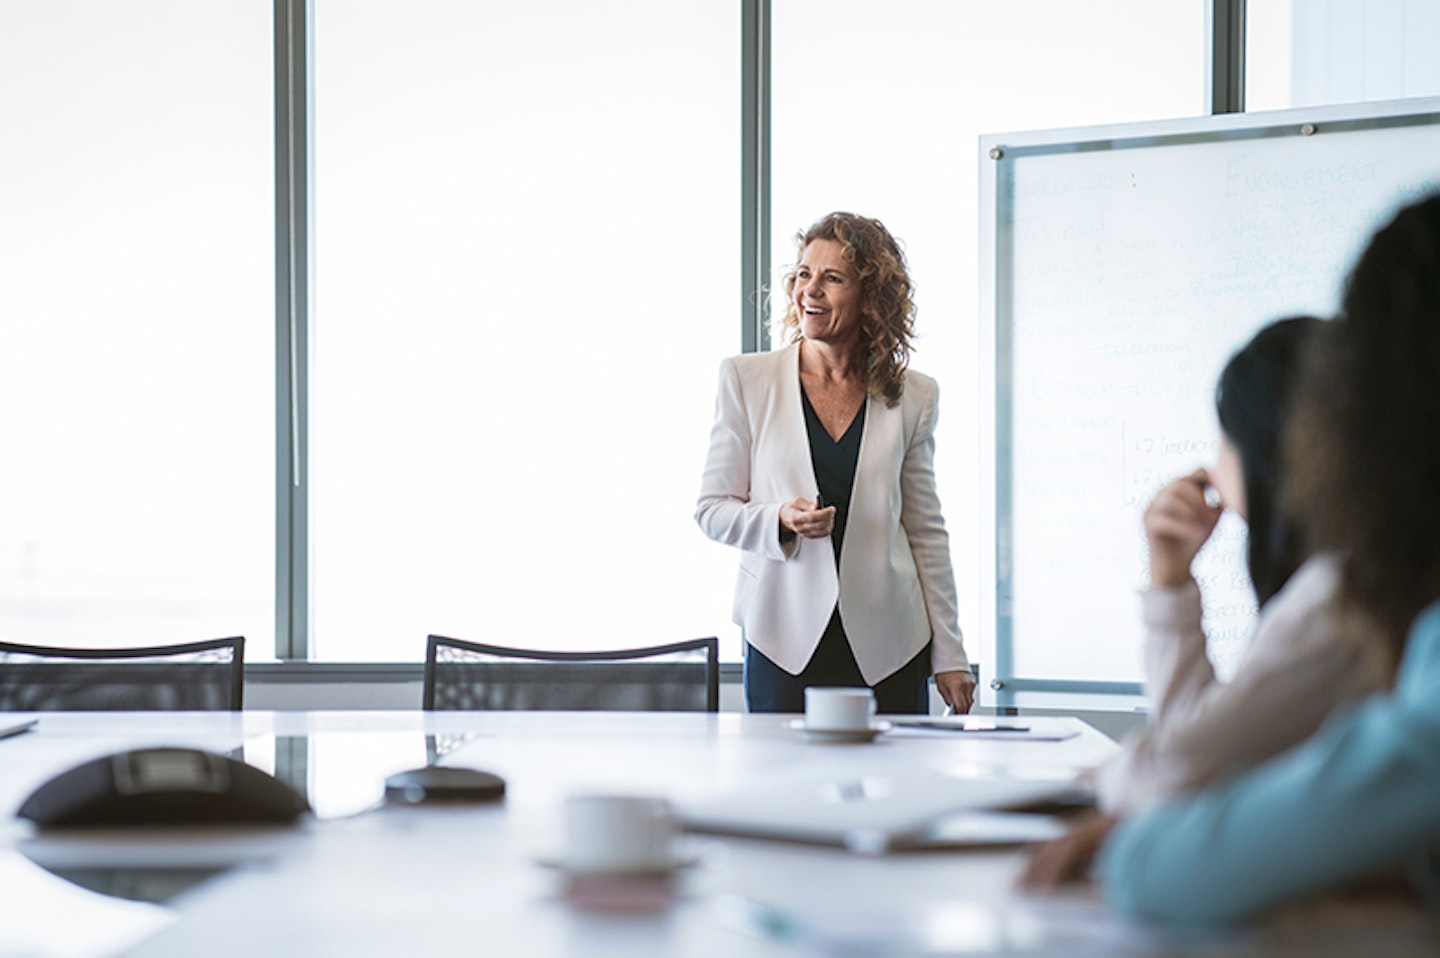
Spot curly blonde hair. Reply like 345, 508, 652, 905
777, 212, 915, 407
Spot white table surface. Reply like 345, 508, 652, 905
0, 710, 1433, 957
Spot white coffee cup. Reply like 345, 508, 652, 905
563, 793, 677, 874
804, 686, 876, 731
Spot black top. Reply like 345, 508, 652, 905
801, 386, 866, 563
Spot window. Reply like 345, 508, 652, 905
309, 0, 741, 660
1248, 0, 1440, 110
771, 0, 1205, 659
8, 1, 1421, 672
0, 1, 274, 651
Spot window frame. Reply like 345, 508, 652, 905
261, 0, 1242, 665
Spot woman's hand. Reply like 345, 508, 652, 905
779, 498, 835, 539
934, 669, 977, 714
1017, 813, 1118, 890
1143, 469, 1223, 589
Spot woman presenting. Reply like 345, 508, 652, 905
696, 212, 975, 714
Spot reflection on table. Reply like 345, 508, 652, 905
0, 710, 1433, 957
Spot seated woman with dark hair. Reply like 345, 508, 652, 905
1095, 314, 1394, 814
1097, 193, 1440, 925
1021, 315, 1394, 888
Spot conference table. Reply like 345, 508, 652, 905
0, 710, 1433, 957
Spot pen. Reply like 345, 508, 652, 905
1188, 471, 1223, 509
0, 718, 38, 742
893, 721, 1030, 733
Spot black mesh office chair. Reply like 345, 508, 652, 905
423, 636, 719, 712
0, 636, 246, 711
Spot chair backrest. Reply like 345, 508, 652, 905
0, 637, 246, 711
424, 636, 719, 712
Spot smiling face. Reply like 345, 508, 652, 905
793, 239, 863, 349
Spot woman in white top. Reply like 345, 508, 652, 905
1022, 315, 1394, 886
695, 213, 975, 714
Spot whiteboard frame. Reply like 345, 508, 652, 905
978, 96, 1440, 712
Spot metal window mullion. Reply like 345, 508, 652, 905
1207, 0, 1246, 114
741, 0, 771, 354
274, 0, 312, 660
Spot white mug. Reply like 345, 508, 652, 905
563, 793, 676, 874
804, 687, 876, 731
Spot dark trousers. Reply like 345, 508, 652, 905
744, 608, 931, 714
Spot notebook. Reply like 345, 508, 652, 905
677, 768, 1077, 853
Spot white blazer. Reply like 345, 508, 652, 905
695, 345, 970, 685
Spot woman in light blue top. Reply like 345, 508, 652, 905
1099, 193, 1440, 925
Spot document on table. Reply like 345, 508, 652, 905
678, 767, 1077, 852
886, 717, 1080, 741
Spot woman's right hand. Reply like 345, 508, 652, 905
1143, 469, 1223, 589
780, 498, 836, 539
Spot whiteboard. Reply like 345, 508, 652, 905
978, 98, 1440, 709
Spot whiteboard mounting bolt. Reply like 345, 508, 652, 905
990, 678, 1005, 690
989, 147, 1004, 160
1300, 123, 1316, 136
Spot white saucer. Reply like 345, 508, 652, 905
535, 849, 701, 878
786, 719, 892, 743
